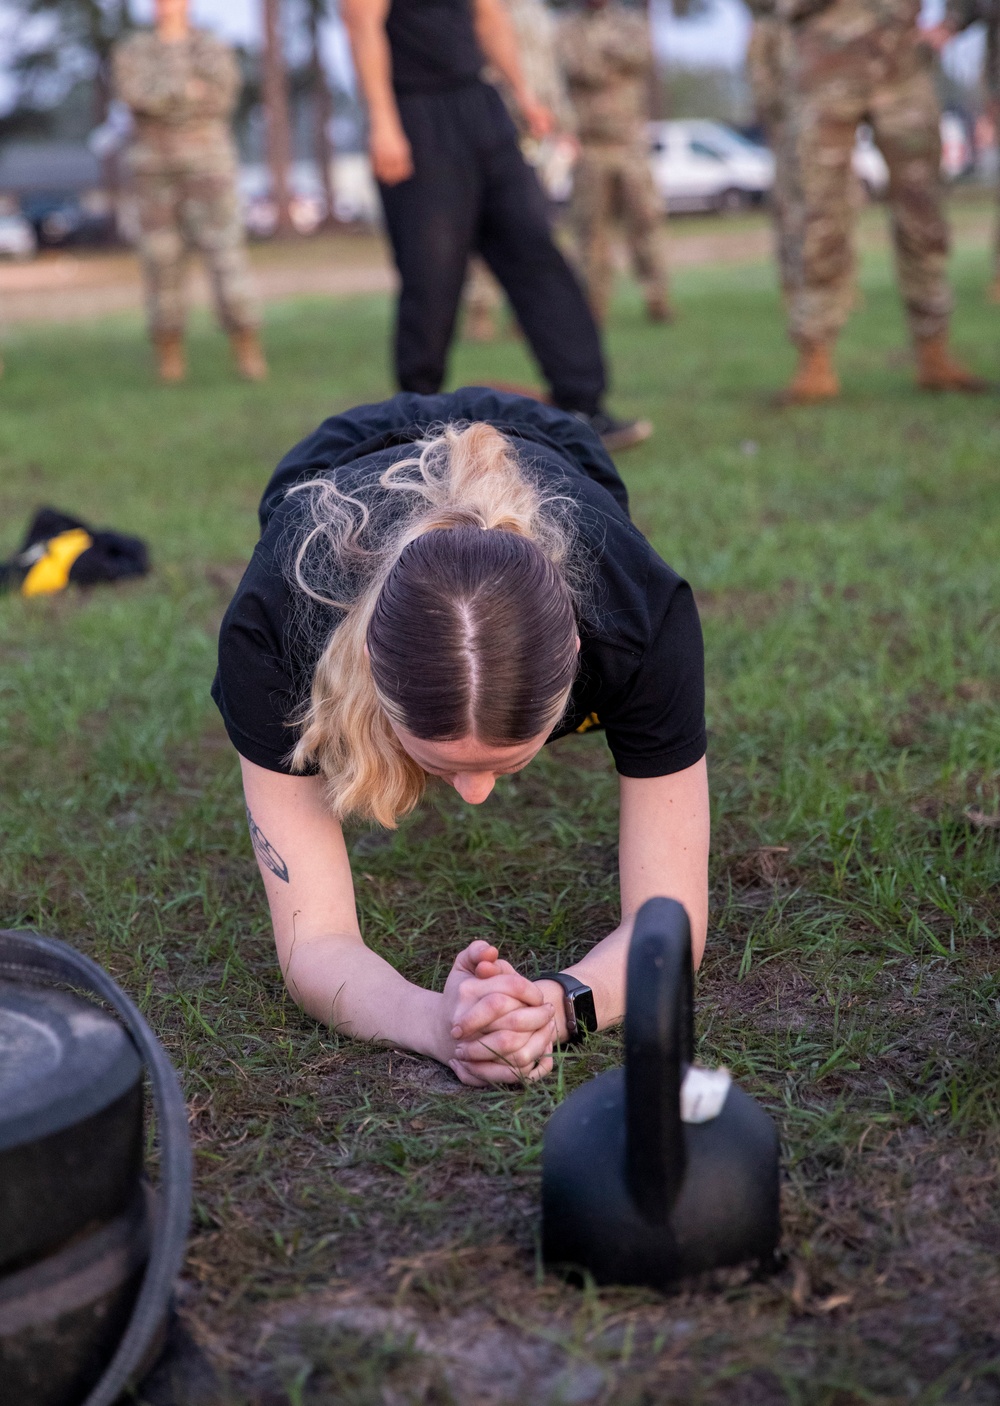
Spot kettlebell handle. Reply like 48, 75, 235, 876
624, 897, 694, 1223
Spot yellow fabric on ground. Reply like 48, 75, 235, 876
21, 529, 93, 597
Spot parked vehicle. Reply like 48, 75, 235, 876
647, 120, 774, 213
20, 191, 117, 248
0, 200, 36, 259
647, 115, 970, 216
852, 126, 889, 198
940, 109, 974, 180
239, 156, 381, 236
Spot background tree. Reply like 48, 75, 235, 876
6, 0, 131, 125
303, 0, 338, 225
3, 0, 133, 182
262, 0, 295, 234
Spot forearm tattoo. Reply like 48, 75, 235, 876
246, 806, 290, 883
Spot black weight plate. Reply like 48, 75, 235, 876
0, 1189, 150, 1406
0, 983, 144, 1274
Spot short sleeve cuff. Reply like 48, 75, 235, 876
609, 731, 707, 779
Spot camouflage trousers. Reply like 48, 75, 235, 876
784, 31, 951, 346
747, 18, 802, 299
132, 165, 259, 337
569, 143, 668, 323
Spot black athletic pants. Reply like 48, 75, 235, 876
378, 81, 607, 415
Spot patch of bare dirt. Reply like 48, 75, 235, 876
0, 221, 781, 328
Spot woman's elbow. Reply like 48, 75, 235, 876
277, 932, 362, 1027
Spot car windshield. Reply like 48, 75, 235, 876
692, 125, 765, 157
689, 140, 725, 161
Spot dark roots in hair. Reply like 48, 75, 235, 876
367, 526, 579, 744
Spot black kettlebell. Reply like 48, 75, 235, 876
542, 897, 780, 1288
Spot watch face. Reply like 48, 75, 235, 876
537, 972, 597, 1041
571, 983, 597, 1037
561, 980, 596, 1040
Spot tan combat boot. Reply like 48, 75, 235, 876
154, 333, 186, 384
914, 334, 989, 393
773, 341, 840, 406
646, 292, 675, 324
230, 328, 268, 382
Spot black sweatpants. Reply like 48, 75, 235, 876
378, 81, 607, 414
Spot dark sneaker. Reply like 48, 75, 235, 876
574, 409, 653, 453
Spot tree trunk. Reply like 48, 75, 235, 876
645, 0, 664, 121
308, 4, 339, 227
94, 59, 120, 195
262, 0, 294, 234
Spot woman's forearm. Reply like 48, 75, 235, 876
536, 765, 711, 1039
538, 896, 699, 1042
536, 918, 632, 1041
282, 932, 447, 1059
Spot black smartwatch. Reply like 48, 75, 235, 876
537, 971, 597, 1045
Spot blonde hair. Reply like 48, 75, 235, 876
287, 422, 582, 828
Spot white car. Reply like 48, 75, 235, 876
940, 110, 974, 180
647, 120, 774, 213
852, 127, 889, 198
239, 156, 381, 235
647, 115, 964, 216
0, 207, 36, 259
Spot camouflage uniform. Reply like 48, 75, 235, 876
557, 2, 668, 323
762, 0, 951, 349
746, 9, 801, 297
944, 0, 1000, 283
464, 0, 576, 341
112, 28, 259, 338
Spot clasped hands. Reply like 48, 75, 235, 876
442, 940, 560, 1087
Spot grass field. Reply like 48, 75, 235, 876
1, 233, 999, 1405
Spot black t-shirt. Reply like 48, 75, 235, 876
386, 0, 484, 95
212, 390, 706, 783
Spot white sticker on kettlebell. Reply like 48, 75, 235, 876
681, 1065, 732, 1123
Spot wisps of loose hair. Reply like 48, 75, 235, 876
286, 422, 585, 828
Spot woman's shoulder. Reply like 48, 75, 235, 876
565, 474, 687, 644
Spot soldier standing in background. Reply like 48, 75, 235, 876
557, 0, 672, 325
464, 0, 577, 342
761, 0, 986, 404
113, 0, 267, 384
927, 0, 1000, 301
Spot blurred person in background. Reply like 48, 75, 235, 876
557, 0, 672, 325
927, 0, 1000, 302
463, 0, 578, 343
341, 0, 651, 452
757, 0, 987, 404
113, 0, 267, 385
745, 5, 799, 304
